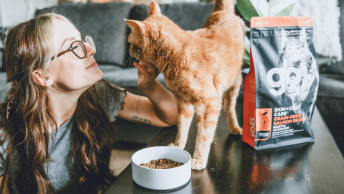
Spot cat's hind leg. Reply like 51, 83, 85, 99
192, 99, 221, 170
223, 75, 242, 135
169, 102, 194, 149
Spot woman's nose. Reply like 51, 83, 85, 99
85, 42, 96, 57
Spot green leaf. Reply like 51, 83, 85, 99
244, 35, 250, 53
243, 55, 250, 66
236, 0, 260, 22
243, 35, 250, 66
274, 4, 295, 16
244, 52, 250, 60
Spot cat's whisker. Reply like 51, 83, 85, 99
124, 56, 133, 68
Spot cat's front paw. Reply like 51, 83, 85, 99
168, 143, 176, 147
168, 143, 185, 149
191, 158, 207, 170
230, 126, 243, 135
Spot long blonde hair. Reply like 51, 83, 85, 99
0, 13, 114, 193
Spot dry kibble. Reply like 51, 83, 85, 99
140, 158, 183, 169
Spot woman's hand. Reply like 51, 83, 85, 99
133, 61, 160, 91
120, 60, 177, 126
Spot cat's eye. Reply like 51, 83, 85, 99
132, 45, 141, 50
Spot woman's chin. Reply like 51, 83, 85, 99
95, 69, 104, 81
87, 69, 104, 86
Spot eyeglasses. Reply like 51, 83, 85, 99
51, 35, 95, 60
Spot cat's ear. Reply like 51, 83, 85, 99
148, 0, 161, 17
125, 19, 146, 36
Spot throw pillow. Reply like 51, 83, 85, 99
291, 0, 342, 65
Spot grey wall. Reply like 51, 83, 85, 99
0, 0, 57, 27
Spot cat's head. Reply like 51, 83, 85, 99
125, 1, 163, 65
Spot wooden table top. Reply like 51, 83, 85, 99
105, 103, 344, 194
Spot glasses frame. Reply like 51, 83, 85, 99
51, 36, 90, 60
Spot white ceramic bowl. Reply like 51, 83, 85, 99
131, 146, 191, 190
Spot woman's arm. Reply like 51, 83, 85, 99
119, 61, 178, 127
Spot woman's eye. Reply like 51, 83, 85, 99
72, 45, 79, 53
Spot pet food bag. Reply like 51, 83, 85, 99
243, 16, 319, 150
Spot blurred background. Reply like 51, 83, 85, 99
0, 0, 201, 27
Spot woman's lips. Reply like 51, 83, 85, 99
86, 61, 98, 69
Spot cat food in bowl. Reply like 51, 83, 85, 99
131, 146, 191, 190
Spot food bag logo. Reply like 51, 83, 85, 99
266, 28, 318, 114
249, 117, 255, 138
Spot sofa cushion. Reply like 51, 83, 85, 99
316, 73, 344, 154
36, 2, 134, 67
130, 2, 213, 31
317, 73, 344, 126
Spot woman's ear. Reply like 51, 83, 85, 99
32, 69, 54, 87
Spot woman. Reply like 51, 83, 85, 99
0, 13, 178, 193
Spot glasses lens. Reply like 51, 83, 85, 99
71, 41, 86, 58
84, 36, 95, 49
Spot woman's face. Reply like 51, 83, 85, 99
47, 18, 103, 92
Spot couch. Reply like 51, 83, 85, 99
0, 2, 343, 154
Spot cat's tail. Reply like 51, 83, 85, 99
213, 0, 235, 13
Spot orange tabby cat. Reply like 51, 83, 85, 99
126, 0, 245, 170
